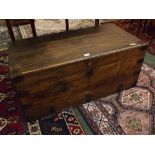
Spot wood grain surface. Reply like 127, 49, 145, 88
8, 23, 148, 120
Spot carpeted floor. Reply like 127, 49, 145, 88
0, 20, 155, 135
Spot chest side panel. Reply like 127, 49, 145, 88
19, 47, 146, 120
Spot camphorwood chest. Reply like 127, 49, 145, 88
8, 23, 148, 120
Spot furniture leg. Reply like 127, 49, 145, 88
95, 19, 99, 27
5, 20, 15, 41
30, 20, 37, 37
65, 19, 69, 31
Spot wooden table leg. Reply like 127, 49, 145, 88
30, 19, 37, 37
65, 19, 69, 31
95, 19, 99, 27
5, 20, 15, 41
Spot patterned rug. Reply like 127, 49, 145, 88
79, 63, 155, 134
0, 20, 155, 135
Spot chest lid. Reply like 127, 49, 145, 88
8, 23, 148, 78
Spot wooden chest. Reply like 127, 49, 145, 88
8, 23, 148, 120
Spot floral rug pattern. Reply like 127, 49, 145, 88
79, 64, 155, 134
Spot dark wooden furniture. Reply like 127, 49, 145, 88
6, 19, 99, 41
95, 19, 100, 26
65, 19, 69, 31
8, 23, 148, 120
5, 19, 37, 41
